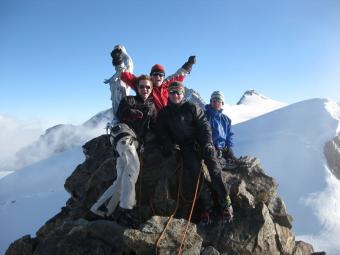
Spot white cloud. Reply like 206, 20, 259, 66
299, 166, 340, 254
0, 114, 44, 169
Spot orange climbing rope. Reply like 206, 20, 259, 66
154, 154, 204, 255
155, 159, 182, 255
177, 171, 202, 255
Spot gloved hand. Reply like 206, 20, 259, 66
181, 55, 196, 73
110, 48, 122, 58
223, 147, 237, 161
112, 55, 123, 66
111, 48, 123, 66
129, 109, 143, 120
188, 55, 196, 65
223, 205, 234, 224
204, 143, 215, 158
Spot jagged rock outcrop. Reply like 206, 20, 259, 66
324, 135, 340, 180
5, 135, 319, 255
184, 87, 206, 109
124, 216, 203, 254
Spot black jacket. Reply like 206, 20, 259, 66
117, 95, 157, 142
157, 100, 213, 148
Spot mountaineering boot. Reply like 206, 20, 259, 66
217, 149, 223, 159
222, 205, 234, 224
90, 203, 108, 218
199, 210, 212, 226
114, 207, 139, 228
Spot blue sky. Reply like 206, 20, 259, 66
1, 0, 340, 125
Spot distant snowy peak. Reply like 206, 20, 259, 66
82, 109, 112, 128
237, 90, 274, 105
225, 90, 287, 124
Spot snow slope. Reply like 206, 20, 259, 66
0, 147, 84, 255
233, 98, 340, 254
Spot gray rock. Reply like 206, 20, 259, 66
34, 219, 125, 255
324, 135, 340, 180
201, 246, 220, 255
5, 235, 36, 255
124, 216, 203, 255
275, 223, 295, 254
292, 240, 314, 255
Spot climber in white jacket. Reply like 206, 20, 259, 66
104, 44, 134, 125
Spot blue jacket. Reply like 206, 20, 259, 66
205, 104, 233, 149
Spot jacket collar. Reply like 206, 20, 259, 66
168, 99, 186, 109
205, 104, 223, 115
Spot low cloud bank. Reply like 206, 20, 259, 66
0, 115, 43, 170
298, 166, 340, 254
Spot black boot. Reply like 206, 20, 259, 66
114, 207, 139, 228
221, 204, 234, 224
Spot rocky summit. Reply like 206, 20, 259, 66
5, 135, 323, 255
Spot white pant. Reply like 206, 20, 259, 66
91, 136, 140, 216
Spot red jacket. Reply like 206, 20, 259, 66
120, 70, 186, 112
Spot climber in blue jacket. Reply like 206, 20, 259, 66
205, 91, 235, 160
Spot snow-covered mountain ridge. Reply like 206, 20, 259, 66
233, 98, 340, 253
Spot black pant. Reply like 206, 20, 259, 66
180, 145, 229, 215
203, 149, 230, 209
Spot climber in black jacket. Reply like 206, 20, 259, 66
91, 75, 156, 227
157, 81, 233, 224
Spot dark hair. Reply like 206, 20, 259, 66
136, 75, 153, 87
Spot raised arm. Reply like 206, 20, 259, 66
120, 72, 138, 91
163, 56, 196, 89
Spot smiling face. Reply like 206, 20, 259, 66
168, 88, 185, 104
137, 79, 153, 100
151, 72, 164, 87
211, 98, 223, 111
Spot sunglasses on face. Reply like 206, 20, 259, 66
139, 85, 152, 90
151, 72, 165, 77
169, 90, 184, 95
211, 99, 223, 103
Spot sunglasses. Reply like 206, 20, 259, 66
152, 72, 165, 77
139, 85, 152, 90
169, 90, 184, 95
211, 99, 223, 103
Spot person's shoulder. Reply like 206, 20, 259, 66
183, 100, 195, 108
183, 101, 204, 114
221, 112, 232, 122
